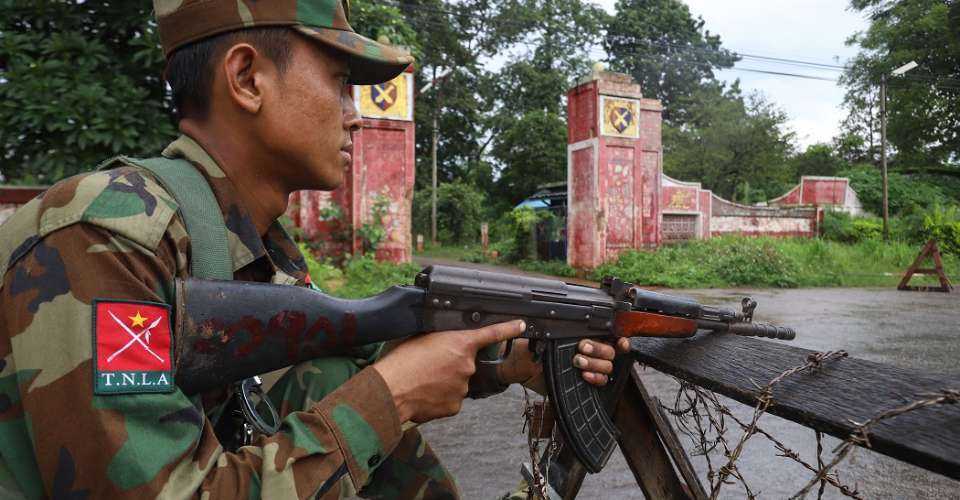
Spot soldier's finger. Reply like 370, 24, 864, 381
616, 337, 631, 353
572, 354, 614, 375
582, 371, 609, 386
470, 320, 526, 350
578, 339, 616, 360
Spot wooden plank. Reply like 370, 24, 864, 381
631, 365, 708, 500
630, 333, 960, 481
614, 367, 691, 499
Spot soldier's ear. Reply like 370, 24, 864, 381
221, 43, 265, 115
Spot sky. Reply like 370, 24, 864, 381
594, 0, 872, 149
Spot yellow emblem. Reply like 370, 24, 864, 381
357, 73, 412, 121
601, 97, 640, 138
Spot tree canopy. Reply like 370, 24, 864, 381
4, 0, 958, 243
841, 0, 960, 171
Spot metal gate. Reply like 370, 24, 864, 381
662, 214, 698, 242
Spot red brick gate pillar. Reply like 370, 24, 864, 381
566, 69, 663, 269
289, 66, 416, 263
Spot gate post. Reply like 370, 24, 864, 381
566, 68, 663, 269
288, 64, 416, 263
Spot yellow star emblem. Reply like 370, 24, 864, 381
129, 311, 148, 328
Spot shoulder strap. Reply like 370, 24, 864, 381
130, 157, 233, 280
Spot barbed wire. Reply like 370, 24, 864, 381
663, 350, 960, 499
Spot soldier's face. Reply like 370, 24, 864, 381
260, 36, 359, 191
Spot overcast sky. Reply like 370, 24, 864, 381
594, 0, 871, 149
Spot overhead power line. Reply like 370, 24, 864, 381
383, 2, 960, 90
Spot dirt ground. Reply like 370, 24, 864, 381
413, 259, 960, 499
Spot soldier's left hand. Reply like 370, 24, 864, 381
497, 338, 630, 389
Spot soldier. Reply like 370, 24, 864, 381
0, 0, 626, 498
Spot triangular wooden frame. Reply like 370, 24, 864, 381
898, 239, 954, 292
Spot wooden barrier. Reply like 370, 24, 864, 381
630, 333, 960, 481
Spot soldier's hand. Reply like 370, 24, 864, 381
373, 320, 526, 424
497, 338, 630, 389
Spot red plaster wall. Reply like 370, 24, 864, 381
568, 82, 598, 144
699, 190, 712, 239
801, 178, 847, 206
568, 146, 599, 268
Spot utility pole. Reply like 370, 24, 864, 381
880, 74, 889, 240
880, 61, 918, 241
420, 66, 451, 246
431, 83, 439, 245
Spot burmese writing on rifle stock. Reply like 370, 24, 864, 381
174, 265, 796, 473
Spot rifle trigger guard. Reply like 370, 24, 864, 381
479, 338, 515, 365
236, 376, 281, 437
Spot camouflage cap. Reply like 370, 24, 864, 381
154, 0, 413, 85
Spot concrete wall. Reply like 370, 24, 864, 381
711, 196, 820, 238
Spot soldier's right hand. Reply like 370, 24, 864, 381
372, 320, 526, 424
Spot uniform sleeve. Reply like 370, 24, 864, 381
0, 222, 402, 499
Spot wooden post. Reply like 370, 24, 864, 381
481, 223, 489, 254
416, 234, 424, 253
898, 239, 953, 292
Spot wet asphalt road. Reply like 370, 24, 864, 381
416, 282, 960, 499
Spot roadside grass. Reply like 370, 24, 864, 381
302, 238, 959, 297
414, 243, 483, 261
594, 237, 959, 289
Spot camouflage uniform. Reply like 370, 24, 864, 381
0, 1, 467, 497
0, 134, 460, 498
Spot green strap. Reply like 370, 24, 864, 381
130, 157, 233, 280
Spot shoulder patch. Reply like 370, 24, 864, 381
92, 299, 175, 394
37, 161, 179, 253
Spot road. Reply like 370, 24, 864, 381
413, 257, 960, 499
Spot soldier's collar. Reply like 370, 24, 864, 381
161, 135, 307, 281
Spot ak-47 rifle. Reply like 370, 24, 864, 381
174, 265, 795, 473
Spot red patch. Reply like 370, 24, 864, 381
93, 300, 174, 394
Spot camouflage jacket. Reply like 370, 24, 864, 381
0, 135, 402, 498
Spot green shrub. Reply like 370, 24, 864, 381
593, 237, 799, 288
821, 211, 882, 243
920, 204, 960, 255
412, 182, 488, 245
595, 236, 960, 288
516, 259, 577, 277
840, 164, 950, 216
336, 256, 420, 299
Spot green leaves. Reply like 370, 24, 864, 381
603, 0, 738, 125
842, 0, 960, 171
0, 2, 175, 184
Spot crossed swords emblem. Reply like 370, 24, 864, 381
610, 106, 633, 133
371, 82, 397, 111
106, 311, 165, 364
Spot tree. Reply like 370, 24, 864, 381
492, 110, 568, 206
664, 86, 796, 203
603, 0, 738, 125
489, 0, 605, 205
841, 0, 960, 171
791, 144, 849, 177
0, 0, 416, 185
0, 1, 174, 184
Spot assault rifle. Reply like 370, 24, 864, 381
174, 265, 795, 473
